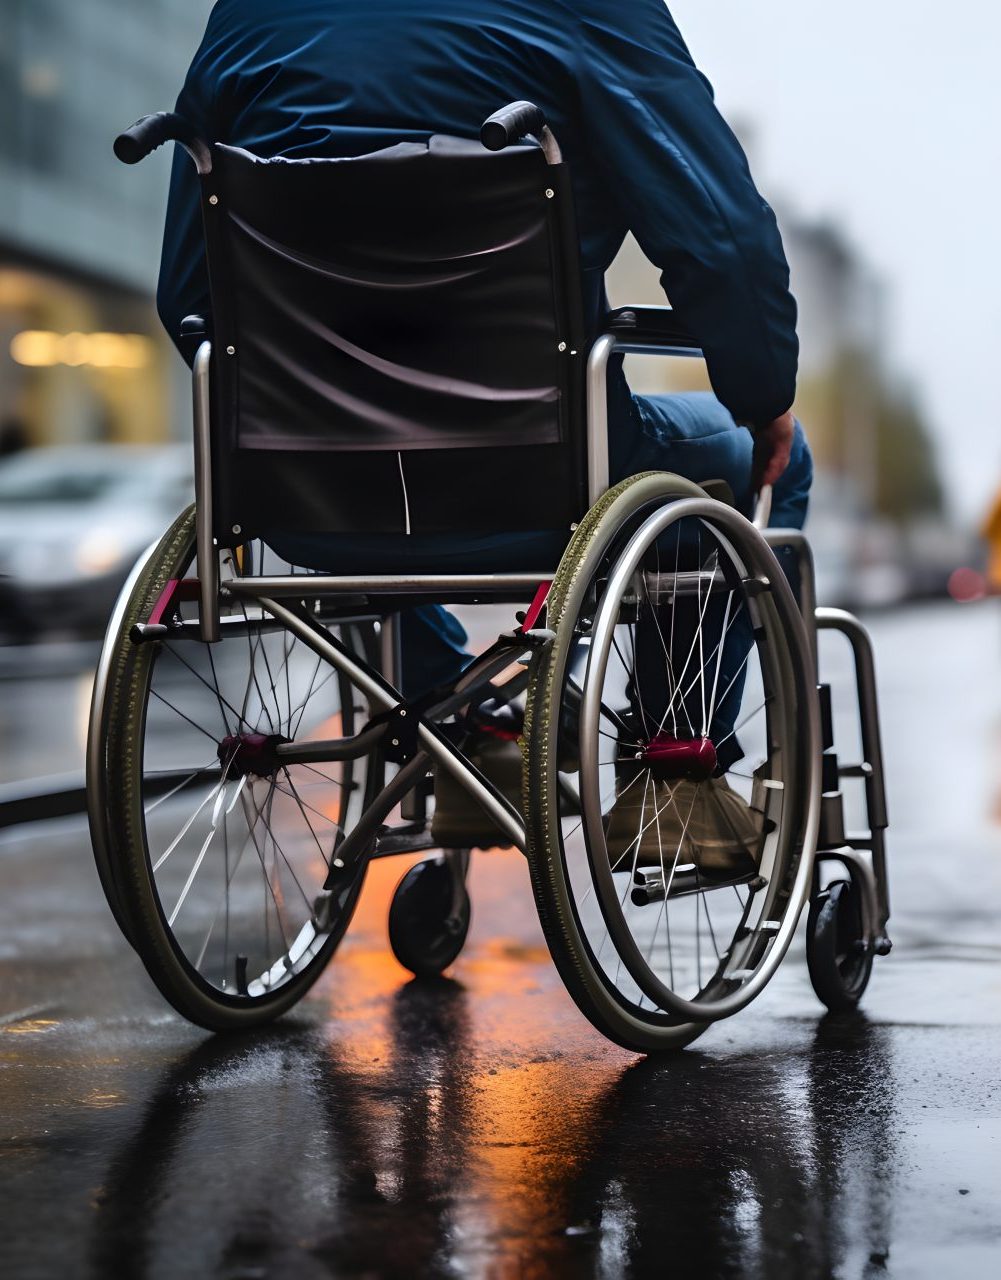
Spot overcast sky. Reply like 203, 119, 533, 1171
669, 0, 1000, 523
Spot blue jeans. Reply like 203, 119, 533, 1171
268, 392, 813, 706
615, 393, 812, 756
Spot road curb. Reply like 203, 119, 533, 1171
0, 772, 88, 830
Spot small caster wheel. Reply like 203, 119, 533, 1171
806, 870, 873, 1012
388, 853, 471, 978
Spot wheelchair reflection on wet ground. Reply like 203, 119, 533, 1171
86, 981, 897, 1279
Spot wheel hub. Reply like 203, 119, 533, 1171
640, 732, 717, 781
218, 732, 290, 779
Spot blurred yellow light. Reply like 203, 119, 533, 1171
60, 331, 89, 366
9, 330, 152, 370
10, 330, 60, 366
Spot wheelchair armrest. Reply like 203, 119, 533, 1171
605, 306, 701, 352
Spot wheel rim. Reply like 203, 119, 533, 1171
135, 541, 373, 1003
557, 498, 818, 1024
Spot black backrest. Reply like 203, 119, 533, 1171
198, 135, 587, 545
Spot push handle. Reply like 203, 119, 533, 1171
480, 101, 547, 152
113, 112, 211, 174
114, 112, 187, 164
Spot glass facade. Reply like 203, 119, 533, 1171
0, 0, 213, 447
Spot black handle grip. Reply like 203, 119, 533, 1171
480, 101, 547, 152
114, 112, 190, 165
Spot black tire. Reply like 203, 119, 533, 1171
524, 473, 820, 1053
806, 874, 873, 1012
96, 506, 382, 1031
388, 853, 471, 978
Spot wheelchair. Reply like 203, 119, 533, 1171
88, 102, 891, 1052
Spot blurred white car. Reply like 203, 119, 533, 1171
0, 444, 193, 638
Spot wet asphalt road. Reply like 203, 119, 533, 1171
1, 600, 1000, 1279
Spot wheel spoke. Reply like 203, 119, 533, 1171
291, 651, 327, 739
697, 530, 707, 735
192, 808, 254, 971
706, 590, 735, 737
160, 641, 249, 735
256, 785, 317, 915
205, 643, 235, 737
143, 760, 220, 814
149, 687, 222, 746
152, 754, 236, 873
238, 782, 294, 961
640, 565, 688, 738
274, 778, 343, 829
714, 696, 772, 753
278, 767, 334, 865
298, 762, 345, 788
671, 594, 745, 721
655, 555, 720, 739
251, 611, 286, 734
240, 600, 278, 733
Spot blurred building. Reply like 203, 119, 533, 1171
606, 189, 950, 603
0, 1, 213, 450
3, 14, 949, 601
780, 215, 883, 495
606, 213, 886, 503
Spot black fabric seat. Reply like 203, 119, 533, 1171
197, 134, 587, 550
264, 527, 568, 576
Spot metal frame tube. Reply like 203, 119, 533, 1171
148, 609, 380, 643
816, 846, 882, 949
223, 571, 551, 599
325, 752, 432, 883
380, 612, 403, 686
816, 606, 890, 929
585, 333, 616, 505
764, 528, 819, 677
277, 723, 385, 766
255, 595, 526, 850
192, 341, 219, 643
539, 125, 562, 166
585, 328, 708, 507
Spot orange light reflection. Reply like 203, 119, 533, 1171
311, 847, 635, 1268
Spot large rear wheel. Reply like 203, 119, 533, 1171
525, 474, 821, 1053
91, 506, 383, 1030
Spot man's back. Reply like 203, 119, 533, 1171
160, 0, 797, 427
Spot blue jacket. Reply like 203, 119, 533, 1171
158, 0, 798, 426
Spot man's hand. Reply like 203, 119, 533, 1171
751, 411, 795, 491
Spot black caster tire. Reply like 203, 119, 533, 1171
806, 874, 873, 1012
389, 855, 471, 978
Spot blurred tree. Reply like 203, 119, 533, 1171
872, 382, 944, 521
796, 349, 942, 523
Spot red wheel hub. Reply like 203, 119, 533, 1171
640, 732, 717, 782
218, 733, 289, 779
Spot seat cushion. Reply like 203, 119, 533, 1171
263, 528, 566, 574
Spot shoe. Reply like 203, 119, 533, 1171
430, 718, 522, 851
604, 774, 763, 877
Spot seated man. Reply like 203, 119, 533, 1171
158, 0, 812, 860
